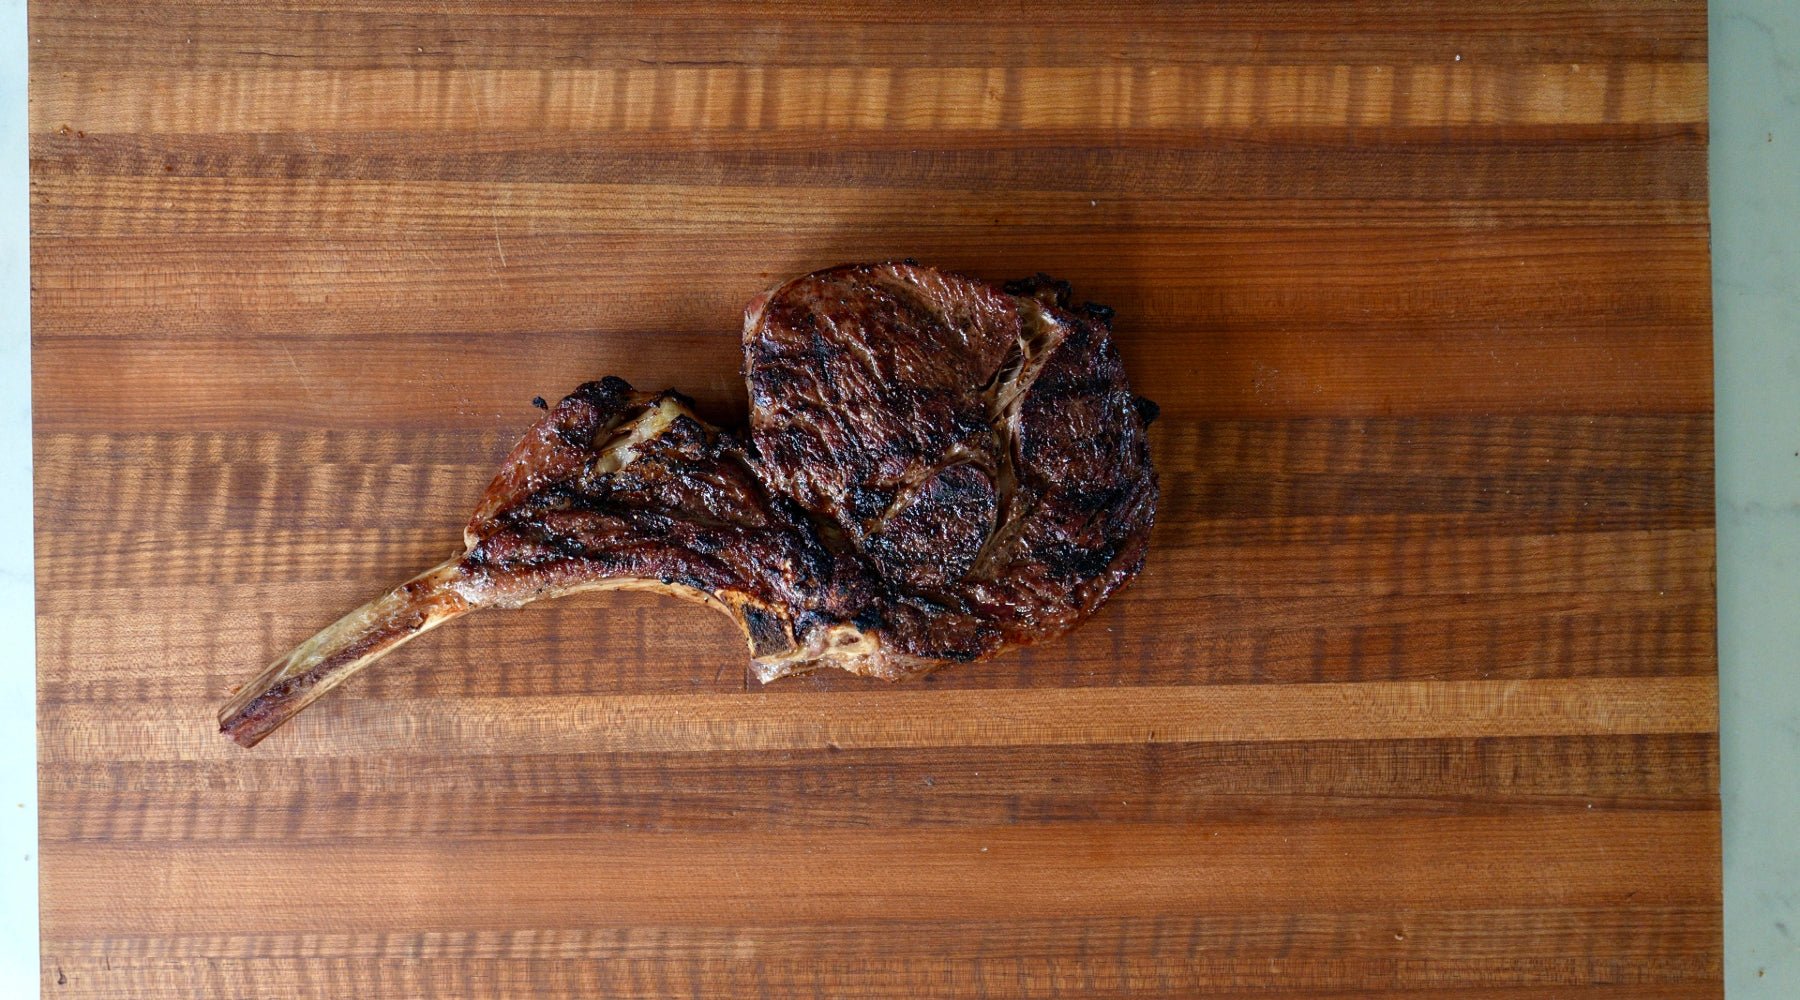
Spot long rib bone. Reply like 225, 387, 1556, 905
217, 558, 477, 747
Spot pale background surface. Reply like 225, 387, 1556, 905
2, 2, 1795, 997
1712, 2, 1800, 996
3, 1, 38, 998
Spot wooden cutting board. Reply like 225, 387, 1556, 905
30, 3, 1719, 996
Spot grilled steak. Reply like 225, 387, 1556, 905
219, 263, 1158, 747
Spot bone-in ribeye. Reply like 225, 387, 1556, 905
219, 263, 1159, 746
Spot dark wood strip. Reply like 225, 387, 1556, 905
29, 464, 1716, 536
27, 227, 1710, 327
34, 585, 1715, 701
31, 4, 1705, 71
33, 954, 1723, 1000
26, 327, 1713, 423
34, 128, 1707, 201
32, 64, 1705, 134
31, 425, 1713, 535
31, 415, 1715, 476
31, 522, 1714, 597
36, 735, 1718, 840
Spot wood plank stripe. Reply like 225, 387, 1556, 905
29, 465, 1716, 536
33, 65, 1707, 134
33, 127, 1710, 202
32, 956, 1723, 1000
31, 415, 1714, 476
25, 330, 1712, 424
41, 905, 1725, 963
28, 226, 1710, 342
30, 176, 1711, 238
35, 735, 1719, 840
33, 586, 1717, 700
39, 677, 1718, 761
38, 812, 1720, 933
30, 5, 1707, 70
31, 419, 1715, 533
21, 0, 1712, 18
30, 523, 1714, 596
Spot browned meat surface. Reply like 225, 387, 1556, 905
219, 263, 1158, 747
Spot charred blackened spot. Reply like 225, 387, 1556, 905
661, 570, 710, 591
652, 388, 701, 414
792, 609, 833, 635
663, 414, 708, 447
927, 464, 994, 505
556, 424, 593, 450
948, 404, 991, 440
847, 485, 892, 521
687, 530, 724, 554
741, 604, 791, 656
1037, 539, 1120, 579
852, 606, 883, 631
1133, 395, 1161, 426
750, 340, 791, 372
1003, 273, 1074, 308
526, 485, 578, 512
570, 376, 633, 410
1060, 322, 1094, 352
1080, 301, 1116, 324
550, 533, 592, 560
531, 396, 549, 410
1060, 482, 1126, 514
808, 331, 840, 388
1025, 363, 1112, 404
629, 512, 674, 539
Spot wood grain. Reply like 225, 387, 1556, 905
31, 1, 1717, 997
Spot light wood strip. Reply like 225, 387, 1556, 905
30, 176, 1711, 238
41, 905, 1724, 962
33, 65, 1707, 134
40, 677, 1717, 761
32, 127, 1710, 202
39, 813, 1719, 933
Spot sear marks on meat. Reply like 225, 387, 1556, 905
219, 263, 1158, 747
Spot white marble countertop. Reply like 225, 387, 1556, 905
1, 2, 1794, 996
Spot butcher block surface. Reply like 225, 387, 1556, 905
30, 2, 1718, 997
